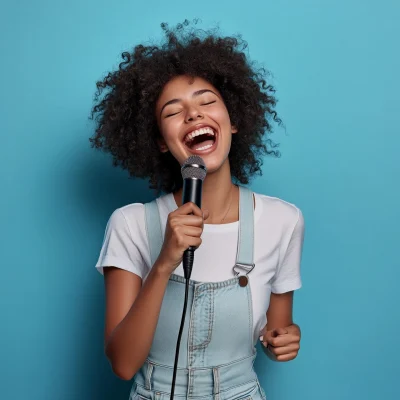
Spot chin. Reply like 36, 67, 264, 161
201, 154, 230, 175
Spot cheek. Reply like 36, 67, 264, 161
211, 106, 231, 126
157, 119, 172, 138
159, 122, 179, 146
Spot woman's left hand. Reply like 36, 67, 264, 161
259, 324, 301, 362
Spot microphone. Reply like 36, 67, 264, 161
169, 156, 207, 399
180, 155, 207, 280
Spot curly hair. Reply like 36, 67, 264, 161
89, 19, 281, 194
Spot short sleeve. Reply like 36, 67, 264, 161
95, 208, 146, 277
271, 209, 305, 294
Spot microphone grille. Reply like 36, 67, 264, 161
181, 155, 207, 181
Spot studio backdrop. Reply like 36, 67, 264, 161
1, 0, 399, 399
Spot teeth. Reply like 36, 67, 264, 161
195, 143, 213, 151
184, 127, 215, 143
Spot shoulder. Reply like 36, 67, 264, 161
108, 193, 172, 230
108, 203, 145, 228
253, 191, 304, 232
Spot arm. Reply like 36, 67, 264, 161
259, 291, 301, 362
104, 261, 171, 380
102, 202, 207, 380
259, 207, 304, 361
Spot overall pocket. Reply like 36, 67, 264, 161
226, 380, 260, 400
130, 383, 154, 400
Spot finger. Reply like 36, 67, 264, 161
203, 209, 210, 220
174, 214, 205, 227
275, 328, 288, 336
268, 343, 300, 356
266, 334, 300, 348
187, 236, 202, 248
266, 328, 286, 339
276, 352, 298, 362
175, 202, 203, 217
265, 329, 279, 344
180, 226, 203, 238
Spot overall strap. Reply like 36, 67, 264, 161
144, 186, 255, 274
233, 186, 255, 277
144, 199, 163, 267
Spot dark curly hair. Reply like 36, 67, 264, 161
89, 19, 281, 194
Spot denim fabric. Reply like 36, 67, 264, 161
131, 186, 266, 400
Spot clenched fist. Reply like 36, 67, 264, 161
259, 324, 301, 362
156, 202, 209, 276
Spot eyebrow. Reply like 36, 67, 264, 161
159, 89, 219, 116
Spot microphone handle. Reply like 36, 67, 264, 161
182, 178, 203, 206
182, 178, 203, 279
183, 247, 195, 279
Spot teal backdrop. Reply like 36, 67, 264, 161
1, 0, 399, 399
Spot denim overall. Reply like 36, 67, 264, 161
130, 186, 266, 400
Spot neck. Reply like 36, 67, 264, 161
173, 158, 239, 224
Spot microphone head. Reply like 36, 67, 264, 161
181, 155, 207, 181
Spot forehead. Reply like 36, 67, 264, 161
157, 75, 219, 105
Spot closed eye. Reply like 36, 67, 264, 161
164, 100, 216, 117
165, 111, 181, 118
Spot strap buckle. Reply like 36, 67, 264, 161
233, 262, 255, 276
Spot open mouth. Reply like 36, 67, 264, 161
183, 126, 217, 152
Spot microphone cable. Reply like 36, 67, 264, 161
169, 156, 206, 400
169, 256, 193, 400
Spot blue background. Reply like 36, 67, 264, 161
1, 0, 399, 399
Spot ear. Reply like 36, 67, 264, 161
157, 137, 169, 153
231, 125, 238, 134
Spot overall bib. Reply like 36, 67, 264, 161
130, 186, 267, 400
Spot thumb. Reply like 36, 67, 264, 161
275, 327, 288, 336
266, 328, 287, 341
203, 209, 210, 220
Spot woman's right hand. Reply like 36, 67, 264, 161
156, 202, 209, 276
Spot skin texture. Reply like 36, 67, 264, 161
104, 201, 208, 380
155, 75, 237, 171
89, 20, 281, 195
260, 292, 301, 362
103, 76, 301, 380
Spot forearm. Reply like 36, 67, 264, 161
105, 261, 171, 379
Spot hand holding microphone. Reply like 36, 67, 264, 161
156, 155, 208, 278
157, 202, 209, 274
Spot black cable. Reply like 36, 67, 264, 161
170, 277, 190, 400
170, 155, 205, 398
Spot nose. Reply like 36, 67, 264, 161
185, 105, 204, 122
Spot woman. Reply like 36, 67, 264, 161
90, 20, 304, 400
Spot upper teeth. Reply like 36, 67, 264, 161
184, 127, 215, 143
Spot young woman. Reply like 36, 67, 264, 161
90, 20, 304, 400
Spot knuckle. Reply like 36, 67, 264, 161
168, 210, 177, 219
188, 202, 197, 210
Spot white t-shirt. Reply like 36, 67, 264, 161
95, 191, 304, 344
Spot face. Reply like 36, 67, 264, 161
155, 75, 237, 172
